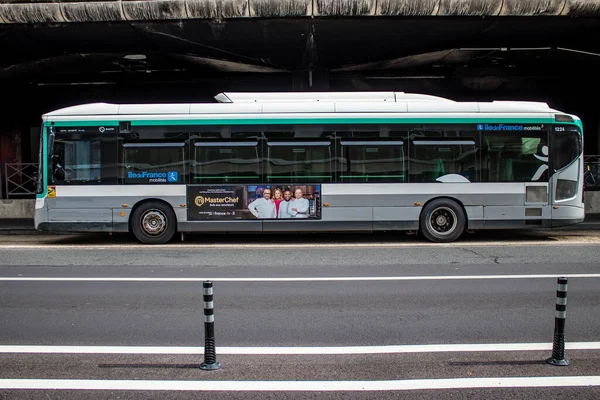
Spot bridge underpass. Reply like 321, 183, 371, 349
1, 0, 600, 201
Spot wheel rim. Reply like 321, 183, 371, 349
427, 206, 458, 236
140, 209, 168, 236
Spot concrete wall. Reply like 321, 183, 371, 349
1, 0, 600, 23
0, 199, 34, 219
585, 190, 600, 214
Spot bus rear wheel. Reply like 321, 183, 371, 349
419, 199, 465, 243
131, 201, 176, 244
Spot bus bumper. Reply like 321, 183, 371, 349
551, 205, 585, 228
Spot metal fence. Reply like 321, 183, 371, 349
1, 163, 38, 199
585, 155, 600, 191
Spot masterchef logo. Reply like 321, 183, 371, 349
194, 196, 239, 207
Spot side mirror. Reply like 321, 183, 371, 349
48, 127, 55, 159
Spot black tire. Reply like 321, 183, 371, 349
131, 201, 177, 244
419, 199, 465, 243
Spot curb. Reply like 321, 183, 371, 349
0, 229, 42, 235
1, 216, 599, 235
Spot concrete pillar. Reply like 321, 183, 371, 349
292, 69, 330, 91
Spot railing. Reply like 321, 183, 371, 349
2, 163, 38, 199
584, 155, 600, 191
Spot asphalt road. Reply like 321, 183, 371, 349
0, 230, 599, 398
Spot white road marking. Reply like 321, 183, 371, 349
1, 376, 600, 391
0, 237, 599, 250
1, 274, 600, 282
1, 342, 599, 355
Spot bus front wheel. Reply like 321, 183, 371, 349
131, 201, 177, 244
419, 199, 465, 243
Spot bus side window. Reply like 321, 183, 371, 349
482, 132, 547, 182
339, 140, 406, 183
266, 140, 332, 183
121, 142, 186, 184
51, 142, 65, 183
411, 138, 475, 183
53, 163, 66, 181
193, 140, 260, 184
50, 138, 101, 184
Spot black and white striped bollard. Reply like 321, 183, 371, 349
546, 277, 569, 366
200, 280, 221, 370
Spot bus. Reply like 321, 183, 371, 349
34, 91, 584, 244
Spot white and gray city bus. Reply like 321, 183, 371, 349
34, 92, 584, 244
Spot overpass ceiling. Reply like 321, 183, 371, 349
1, 17, 599, 84
1, 0, 600, 22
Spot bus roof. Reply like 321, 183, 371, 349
43, 92, 560, 117
213, 91, 451, 103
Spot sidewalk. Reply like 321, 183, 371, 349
556, 213, 600, 230
0, 218, 39, 235
1, 215, 600, 235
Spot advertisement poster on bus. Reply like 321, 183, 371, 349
187, 185, 321, 221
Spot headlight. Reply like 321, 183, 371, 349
556, 179, 577, 200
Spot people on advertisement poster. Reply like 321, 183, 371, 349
278, 189, 293, 219
290, 188, 310, 218
248, 186, 263, 204
272, 189, 283, 217
247, 188, 276, 219
187, 184, 320, 220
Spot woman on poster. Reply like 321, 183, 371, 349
272, 188, 284, 218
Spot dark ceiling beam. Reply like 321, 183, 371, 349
1, 0, 600, 24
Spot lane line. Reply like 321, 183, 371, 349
1, 342, 600, 355
1, 274, 600, 282
1, 239, 599, 250
1, 376, 600, 391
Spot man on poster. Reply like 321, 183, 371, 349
278, 189, 293, 219
290, 188, 310, 218
247, 188, 276, 219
